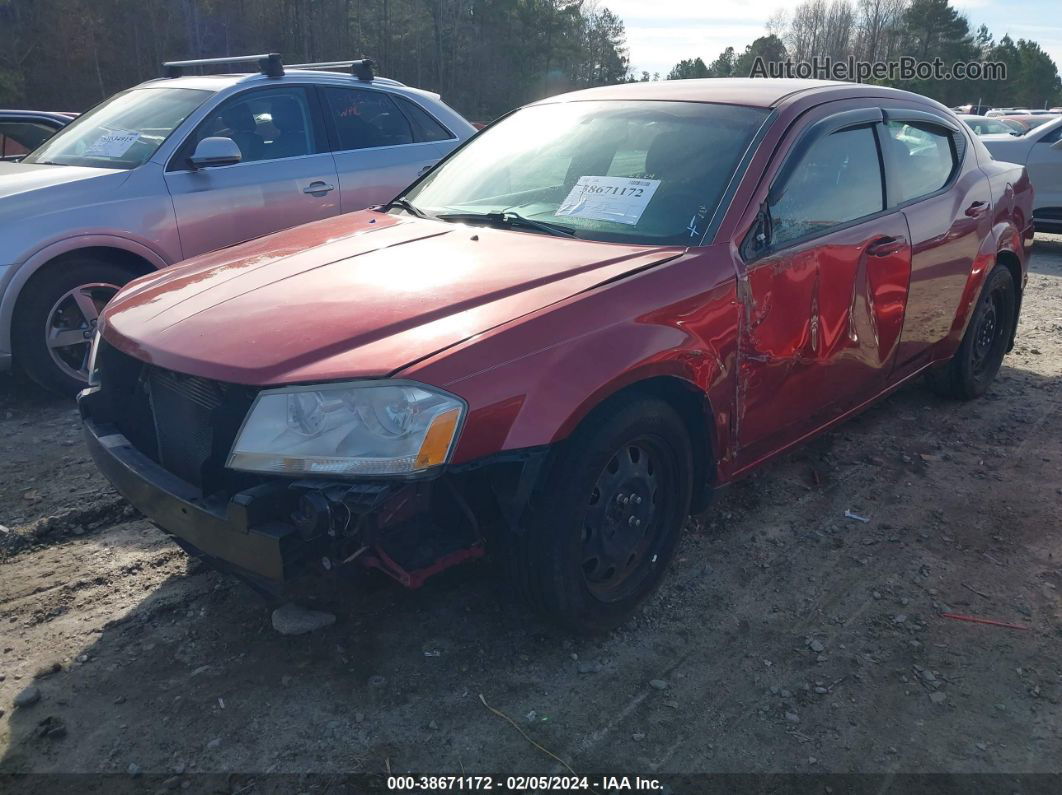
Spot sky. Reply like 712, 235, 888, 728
607, 0, 1062, 81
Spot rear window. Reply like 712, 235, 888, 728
322, 87, 414, 150
392, 95, 454, 142
883, 121, 956, 204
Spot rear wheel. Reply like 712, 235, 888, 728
927, 264, 1017, 401
13, 257, 138, 394
504, 395, 694, 634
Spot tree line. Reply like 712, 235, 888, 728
2, 0, 1059, 121
664, 0, 1061, 108
0, 0, 629, 120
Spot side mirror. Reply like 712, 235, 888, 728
1050, 139, 1062, 151
189, 136, 242, 169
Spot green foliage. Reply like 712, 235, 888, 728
734, 35, 788, 77
708, 47, 736, 77
669, 0, 1060, 108
0, 0, 631, 120
666, 57, 709, 80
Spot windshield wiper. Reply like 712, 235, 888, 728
435, 211, 576, 238
385, 197, 434, 219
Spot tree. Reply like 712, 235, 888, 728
0, 0, 633, 119
735, 34, 788, 76
707, 46, 736, 77
666, 57, 709, 80
1012, 38, 1062, 108
893, 0, 976, 103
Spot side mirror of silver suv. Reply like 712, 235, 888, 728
189, 137, 242, 169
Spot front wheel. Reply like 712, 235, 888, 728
13, 258, 137, 395
927, 264, 1017, 401
503, 395, 694, 634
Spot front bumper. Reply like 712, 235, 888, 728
83, 416, 303, 585
81, 410, 542, 591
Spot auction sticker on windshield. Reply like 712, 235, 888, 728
555, 176, 660, 225
83, 130, 140, 158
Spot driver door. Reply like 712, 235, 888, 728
164, 86, 340, 259
736, 117, 912, 465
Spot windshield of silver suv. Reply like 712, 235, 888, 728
23, 86, 211, 170
401, 99, 768, 246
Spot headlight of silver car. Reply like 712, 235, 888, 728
227, 381, 465, 476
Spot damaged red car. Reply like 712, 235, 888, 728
79, 79, 1033, 633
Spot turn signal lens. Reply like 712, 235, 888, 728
415, 407, 462, 469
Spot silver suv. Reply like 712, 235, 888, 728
0, 54, 474, 393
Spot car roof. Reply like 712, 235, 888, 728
531, 78, 942, 110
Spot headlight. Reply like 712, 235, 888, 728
227, 381, 465, 476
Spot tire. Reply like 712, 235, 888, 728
12, 257, 138, 395
503, 395, 694, 634
927, 264, 1017, 401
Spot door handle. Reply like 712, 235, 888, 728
303, 181, 335, 196
867, 236, 906, 257
965, 200, 988, 218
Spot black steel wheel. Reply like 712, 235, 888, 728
926, 264, 1017, 401
501, 393, 694, 634
581, 437, 678, 602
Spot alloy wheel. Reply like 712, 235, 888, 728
44, 282, 119, 383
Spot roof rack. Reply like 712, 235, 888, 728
287, 58, 377, 82
162, 53, 284, 79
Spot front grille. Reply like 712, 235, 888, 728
97, 340, 258, 494
147, 368, 225, 485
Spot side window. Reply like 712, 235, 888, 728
770, 125, 884, 247
391, 95, 454, 142
0, 121, 56, 157
177, 87, 317, 167
1038, 124, 1062, 144
882, 120, 956, 204
322, 87, 413, 150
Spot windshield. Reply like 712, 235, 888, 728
402, 100, 769, 246
23, 87, 210, 169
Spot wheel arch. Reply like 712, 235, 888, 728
557, 374, 718, 513
2, 239, 162, 356
994, 247, 1023, 352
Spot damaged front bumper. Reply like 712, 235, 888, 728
80, 397, 546, 592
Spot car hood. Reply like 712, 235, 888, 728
0, 160, 125, 201
979, 136, 1029, 165
102, 211, 684, 385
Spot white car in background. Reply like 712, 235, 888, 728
0, 54, 474, 393
981, 116, 1062, 234
957, 114, 1023, 136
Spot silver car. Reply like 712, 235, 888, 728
0, 54, 474, 393
980, 116, 1062, 234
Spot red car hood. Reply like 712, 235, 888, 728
102, 211, 683, 385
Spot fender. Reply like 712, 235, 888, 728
942, 214, 1026, 356
0, 233, 170, 359
403, 254, 741, 473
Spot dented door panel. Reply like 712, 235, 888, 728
736, 213, 911, 464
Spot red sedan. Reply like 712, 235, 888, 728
79, 79, 1034, 633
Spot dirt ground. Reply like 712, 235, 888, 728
1, 235, 1060, 785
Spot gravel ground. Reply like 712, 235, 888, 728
0, 235, 1060, 783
